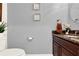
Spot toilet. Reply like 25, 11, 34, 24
0, 48, 26, 56
0, 31, 26, 56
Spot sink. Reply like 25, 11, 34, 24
64, 35, 79, 39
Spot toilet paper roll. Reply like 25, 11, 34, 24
27, 37, 33, 41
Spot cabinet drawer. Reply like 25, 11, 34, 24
54, 36, 79, 55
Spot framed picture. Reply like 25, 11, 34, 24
33, 13, 40, 21
0, 3, 2, 22
33, 3, 40, 10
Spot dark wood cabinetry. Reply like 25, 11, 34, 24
0, 3, 2, 22
61, 48, 73, 56
53, 34, 79, 56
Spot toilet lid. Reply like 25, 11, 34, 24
0, 48, 26, 56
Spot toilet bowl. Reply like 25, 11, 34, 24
0, 31, 26, 56
0, 48, 26, 56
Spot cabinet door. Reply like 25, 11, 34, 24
61, 48, 73, 56
77, 50, 79, 55
0, 3, 2, 21
53, 42, 62, 56
53, 42, 58, 56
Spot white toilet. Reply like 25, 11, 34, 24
0, 48, 26, 56
0, 31, 26, 56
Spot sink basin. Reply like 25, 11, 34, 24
64, 35, 79, 39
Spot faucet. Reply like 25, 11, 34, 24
75, 30, 77, 36
65, 27, 71, 35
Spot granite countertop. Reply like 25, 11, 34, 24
53, 34, 79, 45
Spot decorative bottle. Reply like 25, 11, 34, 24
56, 19, 62, 34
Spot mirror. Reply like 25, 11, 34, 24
69, 3, 79, 23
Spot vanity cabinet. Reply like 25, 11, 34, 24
53, 34, 79, 56
0, 3, 2, 21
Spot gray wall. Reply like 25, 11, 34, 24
7, 3, 68, 54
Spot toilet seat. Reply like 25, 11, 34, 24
0, 48, 26, 56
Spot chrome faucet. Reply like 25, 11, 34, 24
75, 31, 77, 36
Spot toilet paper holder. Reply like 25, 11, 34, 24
27, 37, 33, 41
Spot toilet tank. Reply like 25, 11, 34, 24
0, 31, 7, 51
